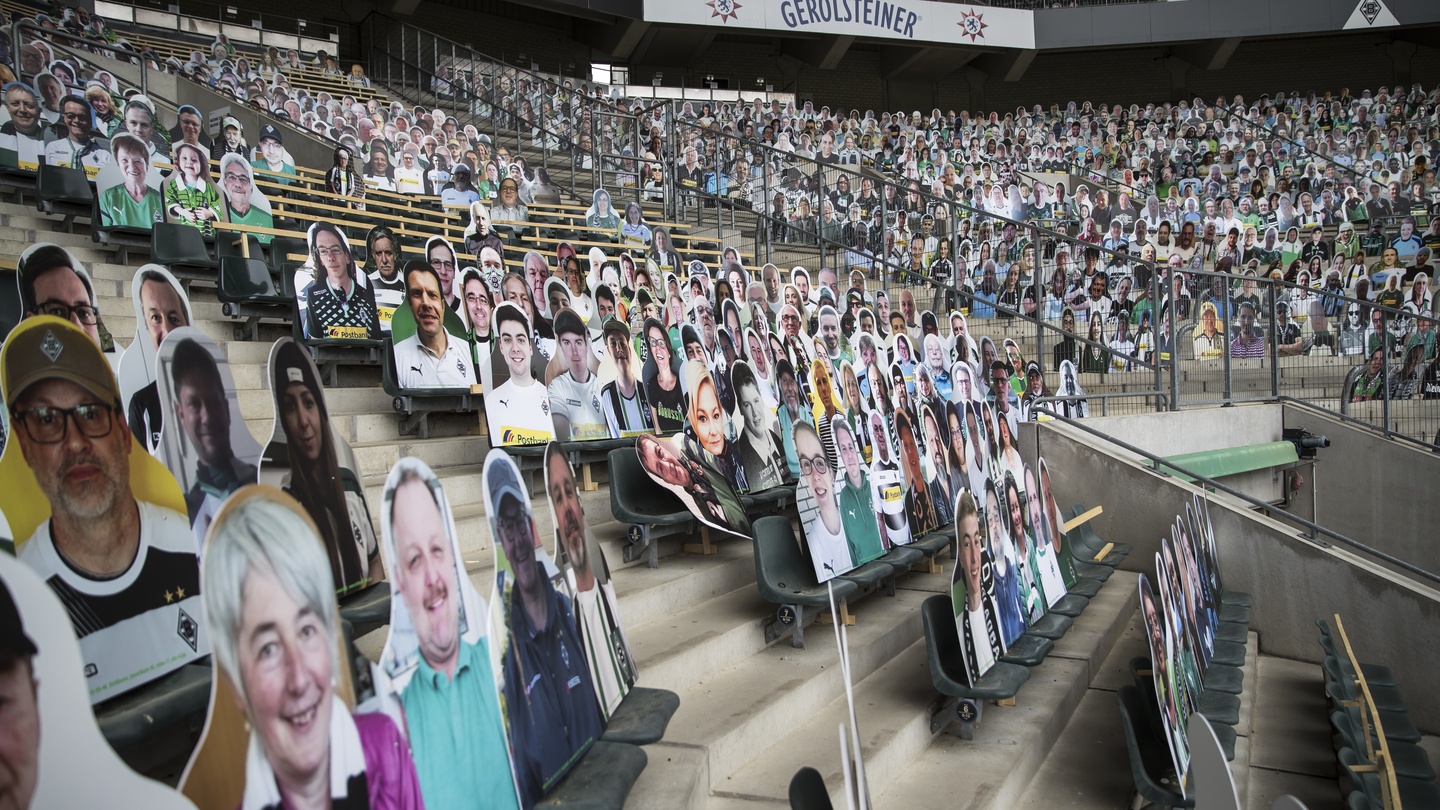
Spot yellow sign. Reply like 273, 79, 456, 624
326, 325, 370, 340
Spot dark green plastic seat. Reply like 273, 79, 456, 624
1327, 683, 1422, 744
1203, 663, 1245, 695
535, 740, 648, 809
1116, 685, 1195, 809
1067, 577, 1102, 598
37, 163, 94, 230
908, 529, 952, 559
1209, 639, 1246, 668
1325, 658, 1407, 713
753, 516, 858, 607
608, 448, 693, 526
1000, 633, 1052, 667
600, 686, 680, 746
741, 482, 794, 508
1221, 590, 1252, 608
834, 559, 896, 596
1131, 657, 1239, 728
873, 545, 924, 574
1072, 560, 1113, 582
151, 222, 218, 278
1198, 689, 1241, 727
1024, 612, 1072, 641
219, 257, 289, 305
1338, 747, 1440, 810
921, 595, 1029, 700
338, 582, 391, 635
1048, 593, 1088, 617
1216, 622, 1248, 644
788, 766, 834, 810
1321, 634, 1397, 687
1218, 604, 1250, 625
97, 661, 213, 750
1332, 711, 1435, 781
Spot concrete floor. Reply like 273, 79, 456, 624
1014, 615, 1348, 810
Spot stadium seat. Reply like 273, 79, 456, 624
96, 661, 213, 752
607, 447, 694, 568
151, 222, 218, 286
534, 740, 648, 810
752, 515, 858, 649
920, 594, 1029, 740
1319, 632, 1398, 688
1115, 685, 1196, 809
787, 766, 834, 810
218, 256, 291, 341
1337, 747, 1440, 810
36, 164, 95, 233
1046, 593, 1089, 618
0, 268, 21, 342
599, 686, 680, 746
999, 633, 1053, 668
379, 336, 478, 439
1331, 711, 1435, 782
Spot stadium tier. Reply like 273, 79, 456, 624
0, 2, 1437, 809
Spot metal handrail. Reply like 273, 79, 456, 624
1282, 395, 1440, 454
1029, 403, 1440, 586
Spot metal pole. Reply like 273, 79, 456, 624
1167, 266, 1179, 410
762, 154, 771, 265
1381, 308, 1391, 437
879, 182, 888, 297
1150, 259, 1162, 411
1222, 273, 1234, 403
1269, 280, 1280, 398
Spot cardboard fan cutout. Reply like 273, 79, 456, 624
482, 302, 557, 446
389, 260, 475, 391
595, 316, 654, 438
0, 555, 200, 809
0, 81, 48, 171
257, 337, 382, 595
546, 307, 609, 441
95, 133, 165, 229
793, 416, 855, 582
375, 457, 522, 809
153, 327, 262, 553
949, 488, 1006, 687
482, 449, 603, 807
638, 316, 686, 435
293, 222, 381, 343
543, 442, 638, 717
1020, 463, 1068, 610
0, 316, 206, 705
1028, 459, 1074, 590
162, 141, 227, 237
728, 359, 786, 492
215, 154, 275, 241
178, 486, 423, 810
1140, 572, 1191, 794
117, 264, 194, 452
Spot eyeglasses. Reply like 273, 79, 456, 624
12, 403, 116, 444
798, 455, 831, 476
430, 258, 456, 270
495, 510, 531, 537
316, 246, 348, 259
223, 172, 251, 184
37, 300, 99, 325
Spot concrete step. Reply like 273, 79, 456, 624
667, 587, 927, 792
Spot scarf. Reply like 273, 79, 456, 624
242, 695, 370, 810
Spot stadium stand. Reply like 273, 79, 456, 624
0, 1, 1438, 808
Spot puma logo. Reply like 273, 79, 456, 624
499, 399, 510, 407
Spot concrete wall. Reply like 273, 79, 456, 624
1282, 404, 1440, 579
1021, 420, 1440, 732
1072, 403, 1287, 504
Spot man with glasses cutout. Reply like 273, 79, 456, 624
18, 243, 102, 346
2, 317, 208, 705
43, 94, 110, 177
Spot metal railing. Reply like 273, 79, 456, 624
95, 0, 339, 51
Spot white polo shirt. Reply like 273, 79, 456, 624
394, 331, 477, 389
